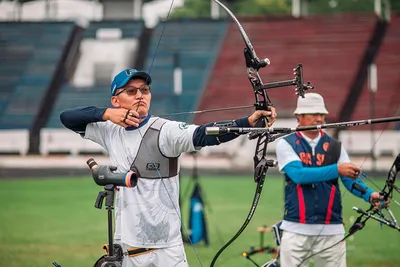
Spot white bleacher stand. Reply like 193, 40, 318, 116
72, 30, 138, 88
0, 129, 29, 155
338, 130, 400, 158
40, 129, 106, 156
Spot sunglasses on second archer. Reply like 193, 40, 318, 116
115, 85, 151, 96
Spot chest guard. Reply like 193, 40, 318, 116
130, 118, 179, 179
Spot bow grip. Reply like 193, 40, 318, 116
248, 106, 271, 140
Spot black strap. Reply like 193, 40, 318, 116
321, 138, 341, 185
322, 138, 341, 166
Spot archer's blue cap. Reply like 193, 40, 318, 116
110, 68, 152, 96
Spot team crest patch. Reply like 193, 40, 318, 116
178, 122, 189, 130
323, 142, 330, 152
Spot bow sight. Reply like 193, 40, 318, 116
252, 64, 314, 98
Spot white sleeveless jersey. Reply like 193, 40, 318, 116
85, 117, 199, 248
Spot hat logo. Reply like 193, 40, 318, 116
126, 69, 137, 75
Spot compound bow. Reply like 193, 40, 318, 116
351, 153, 400, 232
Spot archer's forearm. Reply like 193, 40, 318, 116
341, 176, 374, 202
283, 161, 339, 184
193, 117, 250, 147
60, 106, 107, 133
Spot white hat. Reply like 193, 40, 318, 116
293, 93, 329, 115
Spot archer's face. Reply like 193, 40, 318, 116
111, 78, 151, 116
297, 114, 325, 137
297, 114, 325, 126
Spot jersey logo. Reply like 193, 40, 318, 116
179, 122, 189, 130
146, 162, 160, 171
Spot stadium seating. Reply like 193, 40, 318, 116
144, 19, 229, 121
83, 20, 144, 38
0, 16, 398, 157
46, 85, 112, 128
195, 14, 378, 125
351, 14, 400, 130
45, 20, 145, 128
0, 21, 76, 129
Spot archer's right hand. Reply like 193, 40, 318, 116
338, 162, 362, 179
103, 108, 140, 128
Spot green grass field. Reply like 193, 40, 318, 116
0, 175, 399, 267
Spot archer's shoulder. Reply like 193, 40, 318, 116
276, 136, 291, 147
282, 132, 298, 142
157, 118, 196, 132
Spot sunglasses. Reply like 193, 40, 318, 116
115, 85, 151, 96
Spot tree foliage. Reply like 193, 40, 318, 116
170, 0, 211, 19
170, 0, 399, 19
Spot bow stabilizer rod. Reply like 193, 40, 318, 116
352, 207, 400, 231
206, 116, 400, 136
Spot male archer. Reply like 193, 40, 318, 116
60, 68, 276, 267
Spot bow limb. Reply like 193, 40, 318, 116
210, 133, 272, 267
214, 0, 271, 73
210, 176, 265, 267
213, 0, 260, 61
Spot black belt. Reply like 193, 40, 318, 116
125, 247, 155, 257
103, 244, 155, 258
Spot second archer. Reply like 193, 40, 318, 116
275, 92, 386, 267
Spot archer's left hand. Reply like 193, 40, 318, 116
370, 192, 390, 210
248, 107, 277, 127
